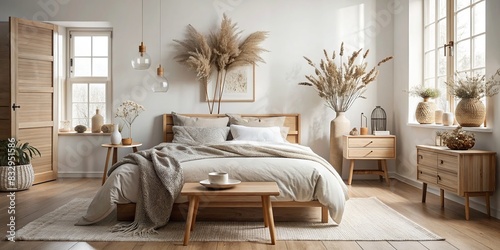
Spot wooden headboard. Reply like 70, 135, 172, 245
162, 114, 301, 144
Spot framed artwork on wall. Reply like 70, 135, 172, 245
206, 64, 255, 102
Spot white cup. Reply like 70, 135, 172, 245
208, 172, 229, 184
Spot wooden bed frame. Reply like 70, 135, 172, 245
117, 113, 329, 223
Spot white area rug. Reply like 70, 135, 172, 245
16, 197, 443, 242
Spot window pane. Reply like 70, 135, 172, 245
456, 0, 470, 11
72, 83, 88, 102
74, 36, 91, 57
424, 52, 436, 79
438, 48, 446, 76
424, 0, 436, 24
438, 0, 447, 19
92, 36, 108, 57
72, 103, 89, 120
437, 19, 447, 46
436, 76, 447, 110
424, 79, 435, 88
424, 25, 435, 51
456, 9, 470, 41
473, 1, 485, 35
456, 40, 471, 71
92, 58, 108, 77
89, 84, 106, 102
473, 35, 485, 68
74, 58, 92, 77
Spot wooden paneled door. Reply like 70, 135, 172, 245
9, 17, 58, 184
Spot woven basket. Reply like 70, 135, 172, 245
415, 101, 436, 124
455, 98, 485, 127
0, 164, 35, 191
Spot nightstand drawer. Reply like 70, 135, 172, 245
347, 137, 394, 148
417, 150, 437, 167
418, 165, 437, 184
438, 154, 458, 173
438, 171, 458, 193
347, 148, 395, 158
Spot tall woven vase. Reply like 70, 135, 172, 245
415, 98, 436, 124
455, 98, 485, 127
329, 112, 350, 176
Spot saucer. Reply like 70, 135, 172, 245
199, 179, 241, 190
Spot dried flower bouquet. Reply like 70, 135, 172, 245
300, 42, 393, 113
115, 100, 146, 139
174, 14, 268, 114
445, 69, 500, 99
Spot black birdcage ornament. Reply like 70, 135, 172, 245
371, 106, 386, 134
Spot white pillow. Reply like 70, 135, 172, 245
230, 125, 285, 143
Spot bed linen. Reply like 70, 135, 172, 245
76, 141, 348, 228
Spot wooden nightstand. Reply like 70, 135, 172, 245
101, 143, 142, 185
343, 135, 396, 185
417, 145, 496, 220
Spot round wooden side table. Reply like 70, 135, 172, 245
101, 143, 142, 185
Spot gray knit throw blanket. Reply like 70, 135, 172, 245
107, 142, 337, 237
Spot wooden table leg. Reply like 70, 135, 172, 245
421, 183, 427, 203
132, 146, 138, 153
465, 192, 470, 220
112, 148, 118, 164
191, 197, 199, 231
381, 159, 390, 186
102, 148, 112, 185
440, 189, 445, 208
348, 159, 355, 185
378, 160, 383, 182
486, 192, 491, 217
263, 195, 276, 245
262, 196, 269, 227
183, 195, 199, 246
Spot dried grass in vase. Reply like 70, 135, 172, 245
299, 42, 393, 113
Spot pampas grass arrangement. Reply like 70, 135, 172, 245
299, 42, 393, 113
174, 14, 268, 114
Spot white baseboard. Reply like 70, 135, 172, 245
392, 173, 499, 219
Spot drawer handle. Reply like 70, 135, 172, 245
440, 160, 444, 164
437, 175, 441, 181
418, 154, 423, 159
368, 141, 373, 144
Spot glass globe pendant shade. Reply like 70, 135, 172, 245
131, 42, 151, 70
152, 65, 169, 92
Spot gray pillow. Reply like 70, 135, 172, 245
172, 126, 230, 144
172, 112, 229, 127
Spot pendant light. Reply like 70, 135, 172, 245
131, 0, 151, 70
152, 0, 169, 92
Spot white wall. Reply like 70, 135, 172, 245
0, 0, 396, 179
394, 0, 500, 218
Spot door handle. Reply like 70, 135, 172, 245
11, 103, 21, 111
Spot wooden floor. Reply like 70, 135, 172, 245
1, 178, 500, 250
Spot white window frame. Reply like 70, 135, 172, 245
66, 29, 112, 128
421, 0, 488, 128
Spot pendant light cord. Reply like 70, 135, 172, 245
159, 0, 162, 61
141, 0, 144, 42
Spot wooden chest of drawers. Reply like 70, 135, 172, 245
343, 135, 396, 185
416, 145, 496, 220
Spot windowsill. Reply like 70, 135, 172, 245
58, 131, 111, 136
407, 123, 493, 133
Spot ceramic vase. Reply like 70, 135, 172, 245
455, 98, 485, 127
435, 109, 443, 124
415, 98, 436, 124
442, 112, 454, 126
111, 124, 121, 145
329, 112, 350, 175
91, 109, 104, 133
